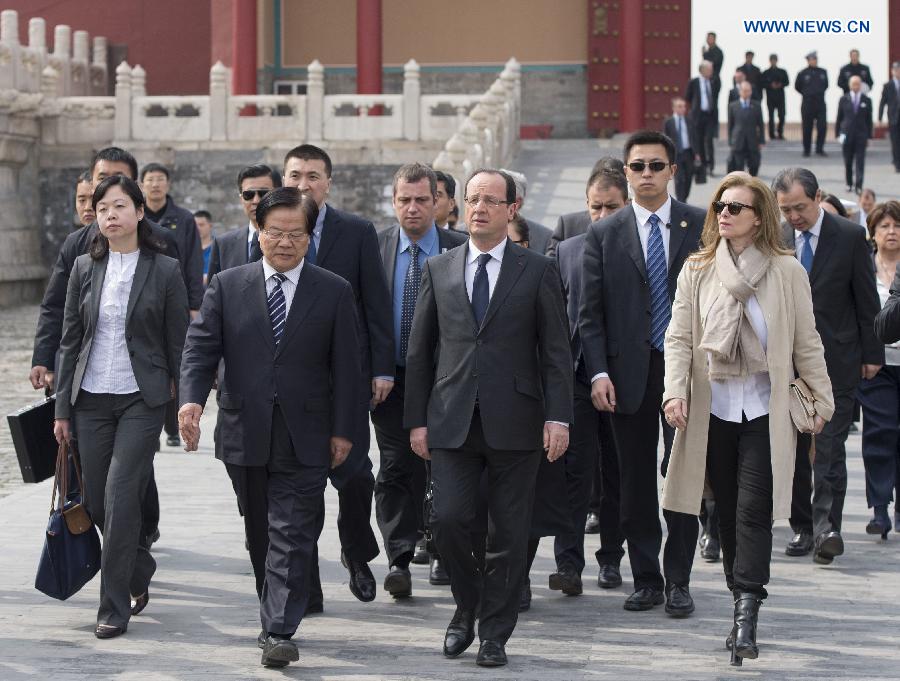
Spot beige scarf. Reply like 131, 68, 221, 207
700, 239, 769, 380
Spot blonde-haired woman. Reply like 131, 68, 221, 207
661, 174, 834, 665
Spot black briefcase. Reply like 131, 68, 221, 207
7, 393, 57, 483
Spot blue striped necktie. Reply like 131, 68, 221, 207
647, 214, 670, 351
267, 272, 287, 345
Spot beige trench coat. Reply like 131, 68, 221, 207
661, 254, 835, 520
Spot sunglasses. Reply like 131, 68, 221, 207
713, 200, 754, 215
628, 161, 669, 173
240, 189, 270, 201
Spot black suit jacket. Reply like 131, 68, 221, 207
377, 224, 467, 300
32, 220, 180, 370
404, 240, 573, 450
207, 226, 252, 280
150, 195, 204, 309
728, 99, 765, 148
878, 80, 900, 125
318, 204, 394, 380
761, 66, 790, 100
555, 232, 587, 371
180, 261, 361, 467
686, 76, 720, 117
664, 115, 697, 153
55, 250, 189, 419
782, 214, 883, 391
579, 200, 705, 414
836, 92, 873, 141
876, 263, 900, 343
547, 210, 591, 257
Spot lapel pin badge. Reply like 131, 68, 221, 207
679, 220, 688, 229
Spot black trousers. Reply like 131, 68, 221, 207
225, 405, 328, 636
857, 366, 900, 508
140, 467, 160, 540
842, 137, 867, 190
801, 97, 826, 154
610, 350, 698, 591
890, 121, 900, 171
692, 111, 717, 171
767, 96, 785, 138
706, 414, 773, 599
372, 368, 427, 566
673, 148, 694, 202
728, 144, 761, 177
431, 410, 541, 645
790, 388, 856, 537
164, 396, 178, 438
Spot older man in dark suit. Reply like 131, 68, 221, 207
774, 168, 883, 564
664, 97, 697, 201
728, 81, 766, 176
405, 169, 572, 667
836, 75, 874, 194
179, 188, 361, 669
686, 60, 720, 176
373, 163, 466, 596
878, 62, 900, 173
580, 130, 704, 617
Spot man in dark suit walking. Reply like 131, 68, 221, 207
373, 163, 466, 596
503, 169, 552, 255
405, 169, 572, 667
207, 165, 280, 278
878, 62, 900, 173
664, 97, 697, 201
774, 168, 883, 564
737, 51, 763, 100
728, 81, 766, 176
580, 130, 704, 617
179, 188, 361, 668
282, 144, 394, 608
836, 76, 874, 194
686, 60, 719, 176
761, 54, 790, 140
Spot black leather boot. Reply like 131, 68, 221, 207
730, 591, 762, 666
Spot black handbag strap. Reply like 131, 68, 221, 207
49, 440, 87, 514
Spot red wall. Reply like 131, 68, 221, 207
3, 0, 212, 95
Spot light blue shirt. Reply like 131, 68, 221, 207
394, 224, 439, 366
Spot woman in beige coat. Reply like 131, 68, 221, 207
661, 174, 834, 666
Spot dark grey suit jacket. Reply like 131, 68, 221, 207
207, 226, 252, 280
404, 240, 573, 451
556, 232, 586, 371
180, 261, 361, 467
782, 214, 883, 391
547, 210, 591, 257
579, 200, 705, 414
55, 249, 189, 419
835, 92, 873, 142
728, 99, 765, 148
377, 224, 468, 299
876, 263, 900, 343
524, 217, 552, 256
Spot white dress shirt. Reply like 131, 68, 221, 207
82, 250, 141, 394
465, 237, 506, 302
262, 257, 304, 315
675, 115, 691, 150
709, 295, 771, 423
793, 208, 824, 256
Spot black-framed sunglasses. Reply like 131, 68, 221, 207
713, 200, 754, 215
628, 161, 669, 173
240, 189, 270, 201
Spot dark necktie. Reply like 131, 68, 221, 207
800, 231, 814, 274
675, 116, 684, 152
471, 253, 492, 327
853, 94, 859, 113
306, 230, 318, 265
399, 242, 421, 360
647, 214, 670, 351
267, 272, 287, 345
249, 231, 262, 262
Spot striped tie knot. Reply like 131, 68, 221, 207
268, 273, 288, 345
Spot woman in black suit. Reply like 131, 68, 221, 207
54, 175, 189, 639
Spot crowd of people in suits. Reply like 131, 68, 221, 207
27, 127, 900, 670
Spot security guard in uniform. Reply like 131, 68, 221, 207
837, 49, 873, 94
796, 51, 829, 157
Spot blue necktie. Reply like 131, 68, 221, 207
647, 214, 670, 351
248, 231, 262, 262
471, 253, 492, 327
800, 231, 814, 273
399, 242, 421, 360
267, 273, 287, 345
675, 116, 684, 152
306, 230, 318, 265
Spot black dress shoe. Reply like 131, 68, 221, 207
442, 608, 476, 658
519, 577, 532, 612
815, 150, 828, 157
261, 636, 299, 668
665, 583, 695, 617
429, 556, 450, 585
548, 566, 583, 596
785, 530, 814, 556
698, 528, 708, 550
866, 505, 892, 540
701, 536, 720, 562
257, 630, 266, 649
624, 587, 664, 611
94, 623, 126, 639
384, 565, 412, 598
411, 538, 430, 565
130, 591, 149, 616
145, 528, 160, 548
341, 551, 376, 602
166, 435, 181, 447
597, 564, 622, 589
813, 531, 844, 565
584, 512, 601, 534
476, 640, 507, 667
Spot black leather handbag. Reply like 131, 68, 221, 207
7, 391, 57, 483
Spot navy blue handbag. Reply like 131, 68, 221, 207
34, 441, 101, 601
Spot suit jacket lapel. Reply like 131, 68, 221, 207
276, 265, 316, 355
89, 256, 107, 330
316, 204, 339, 266
125, 251, 152, 324
450, 245, 478, 332
382, 226, 400, 298
667, 202, 689, 271
479, 241, 526, 333
243, 260, 276, 352
810, 215, 837, 283
620, 206, 648, 279
241, 226, 251, 264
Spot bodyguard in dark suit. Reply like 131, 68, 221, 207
761, 54, 790, 140
372, 163, 466, 597
796, 51, 829, 157
206, 164, 279, 279
878, 62, 900, 172
686, 61, 719, 175
836, 76, 873, 193
179, 188, 360, 668
664, 97, 697, 201
283, 144, 393, 606
405, 169, 572, 667
773, 168, 883, 564
837, 49, 874, 93
737, 52, 763, 100
547, 210, 591, 257
728, 82, 766, 176
580, 131, 703, 617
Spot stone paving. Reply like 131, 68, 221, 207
0, 139, 899, 679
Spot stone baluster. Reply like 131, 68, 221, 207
40, 65, 58, 98
444, 133, 467, 191
70, 30, 89, 95
209, 60, 228, 141
488, 80, 510, 164
1, 10, 18, 45
51, 24, 71, 95
0, 10, 19, 91
402, 58, 420, 141
306, 59, 324, 142
469, 103, 489, 165
505, 57, 521, 145
91, 36, 107, 94
114, 61, 132, 141
459, 118, 482, 170
28, 17, 46, 54
131, 64, 146, 97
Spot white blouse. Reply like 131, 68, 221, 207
81, 250, 141, 394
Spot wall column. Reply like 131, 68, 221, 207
232, 0, 256, 95
356, 0, 382, 94
620, 1, 644, 132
